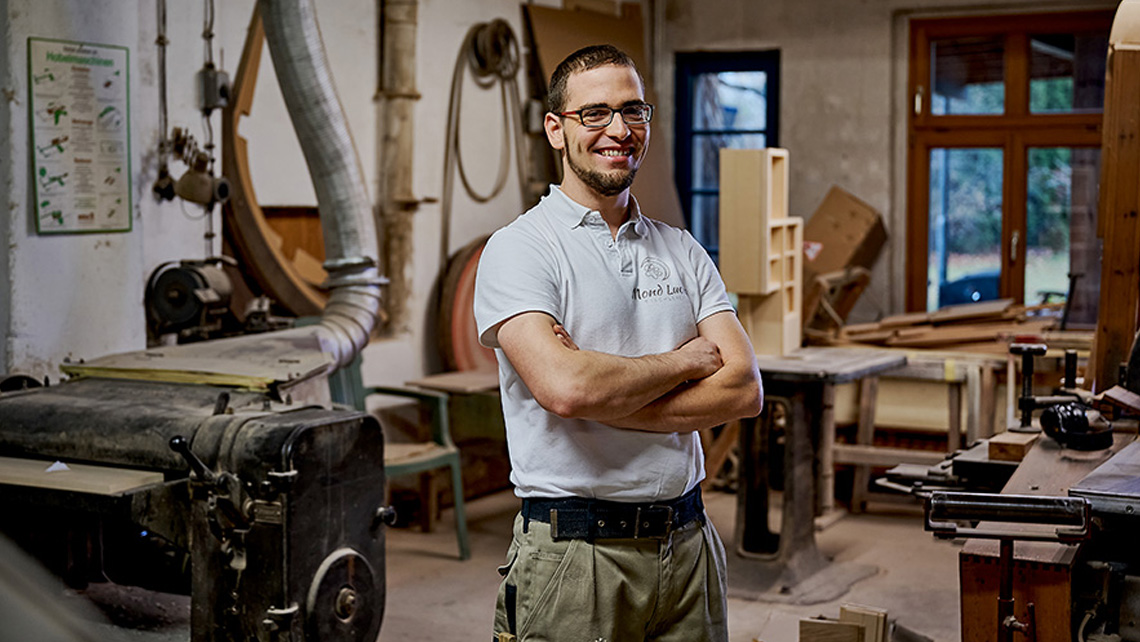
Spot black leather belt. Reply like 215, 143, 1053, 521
521, 486, 705, 541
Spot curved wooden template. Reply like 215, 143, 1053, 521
438, 236, 497, 372
222, 4, 327, 317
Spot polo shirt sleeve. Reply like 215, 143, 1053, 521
684, 229, 735, 323
474, 225, 563, 349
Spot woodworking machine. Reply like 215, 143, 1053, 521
0, 373, 392, 642
925, 442, 1140, 642
920, 337, 1140, 642
0, 1, 394, 639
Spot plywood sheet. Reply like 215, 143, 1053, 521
930, 299, 1014, 325
1093, 8, 1140, 390
719, 148, 795, 295
0, 456, 163, 495
61, 330, 334, 391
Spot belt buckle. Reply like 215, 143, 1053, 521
633, 505, 674, 539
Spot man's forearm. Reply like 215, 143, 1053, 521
603, 362, 762, 433
497, 312, 723, 421
550, 347, 713, 421
601, 311, 764, 433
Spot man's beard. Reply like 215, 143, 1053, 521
566, 150, 639, 197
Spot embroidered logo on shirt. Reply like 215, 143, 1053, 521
640, 256, 670, 281
632, 256, 686, 301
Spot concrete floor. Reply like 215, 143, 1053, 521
47, 486, 962, 642
382, 488, 963, 642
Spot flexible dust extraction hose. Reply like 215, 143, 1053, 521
259, 0, 385, 369
57, 0, 382, 389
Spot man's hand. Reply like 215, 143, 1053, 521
603, 311, 763, 433
676, 335, 722, 381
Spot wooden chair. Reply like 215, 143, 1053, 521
324, 350, 471, 561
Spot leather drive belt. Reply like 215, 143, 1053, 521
521, 487, 705, 541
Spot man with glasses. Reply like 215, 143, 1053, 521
475, 44, 763, 642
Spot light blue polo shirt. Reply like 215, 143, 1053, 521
474, 186, 734, 501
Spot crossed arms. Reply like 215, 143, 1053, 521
494, 310, 763, 433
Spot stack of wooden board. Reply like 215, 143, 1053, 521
824, 299, 1085, 353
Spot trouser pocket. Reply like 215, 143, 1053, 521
493, 533, 520, 638
494, 514, 580, 640
512, 542, 579, 638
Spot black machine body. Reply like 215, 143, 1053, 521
0, 377, 389, 642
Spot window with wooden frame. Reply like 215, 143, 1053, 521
907, 10, 1113, 324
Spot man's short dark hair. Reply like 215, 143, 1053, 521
546, 44, 644, 113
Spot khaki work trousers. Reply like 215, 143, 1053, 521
493, 511, 729, 642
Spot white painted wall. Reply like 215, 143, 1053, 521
0, 0, 530, 384
2, 0, 147, 379
659, 0, 1119, 322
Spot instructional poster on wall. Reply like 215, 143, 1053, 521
28, 37, 131, 234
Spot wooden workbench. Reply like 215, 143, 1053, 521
733, 347, 906, 597
752, 346, 909, 516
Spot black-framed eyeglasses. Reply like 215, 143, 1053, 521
557, 103, 654, 128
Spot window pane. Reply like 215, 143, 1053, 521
690, 194, 720, 259
931, 36, 1005, 115
928, 148, 1003, 311
691, 134, 767, 191
1026, 147, 1100, 326
1029, 32, 1108, 114
694, 72, 768, 130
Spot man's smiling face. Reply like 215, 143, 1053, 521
546, 64, 650, 199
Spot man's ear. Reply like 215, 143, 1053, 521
544, 112, 565, 151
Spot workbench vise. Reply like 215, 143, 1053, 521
0, 376, 393, 642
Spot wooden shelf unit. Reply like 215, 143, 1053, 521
719, 148, 803, 356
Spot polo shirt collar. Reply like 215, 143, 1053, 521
546, 184, 647, 238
